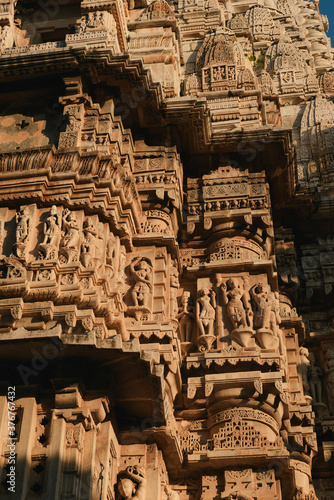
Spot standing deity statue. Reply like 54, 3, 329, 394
117, 466, 146, 500
81, 217, 102, 267
325, 347, 334, 414
250, 283, 280, 331
308, 352, 323, 404
170, 264, 180, 319
299, 347, 310, 395
130, 257, 152, 308
221, 278, 253, 331
196, 288, 216, 337
14, 206, 31, 259
62, 209, 80, 249
177, 291, 195, 343
16, 206, 30, 244
42, 205, 60, 246
250, 283, 285, 353
39, 205, 60, 260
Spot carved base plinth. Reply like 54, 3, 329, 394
59, 248, 79, 264
232, 328, 254, 348
81, 253, 101, 269
12, 243, 27, 260
256, 328, 279, 350
197, 334, 216, 352
314, 402, 328, 420
126, 305, 151, 321
181, 341, 195, 358
38, 243, 58, 260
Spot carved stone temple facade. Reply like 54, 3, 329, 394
1, 0, 334, 498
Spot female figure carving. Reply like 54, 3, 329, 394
118, 466, 146, 500
62, 209, 80, 249
42, 205, 60, 246
16, 206, 30, 244
221, 278, 253, 330
130, 257, 152, 308
196, 288, 216, 337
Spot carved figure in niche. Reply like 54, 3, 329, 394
130, 257, 152, 308
308, 352, 323, 404
324, 347, 334, 414
42, 206, 59, 245
299, 347, 310, 395
16, 206, 30, 244
177, 291, 195, 343
221, 278, 253, 331
14, 206, 31, 259
196, 288, 216, 337
105, 233, 116, 279
251, 283, 279, 330
118, 245, 126, 281
117, 465, 146, 500
61, 209, 80, 249
251, 283, 284, 352
39, 206, 60, 260
81, 217, 102, 267
170, 264, 179, 319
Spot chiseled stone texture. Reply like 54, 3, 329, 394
0, 0, 333, 499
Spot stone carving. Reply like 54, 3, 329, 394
250, 283, 283, 352
60, 209, 80, 263
299, 347, 311, 396
117, 466, 146, 500
38, 205, 60, 260
130, 257, 152, 308
127, 257, 153, 320
14, 206, 31, 259
324, 347, 334, 415
221, 277, 253, 347
169, 264, 179, 320
177, 291, 195, 343
81, 217, 102, 268
308, 352, 323, 404
196, 288, 216, 351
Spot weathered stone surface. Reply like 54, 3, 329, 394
0, 0, 333, 498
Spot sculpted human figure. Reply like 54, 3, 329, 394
81, 217, 99, 257
117, 466, 146, 500
251, 283, 280, 331
62, 209, 80, 249
299, 347, 310, 395
221, 278, 253, 330
177, 291, 195, 343
170, 265, 179, 318
325, 347, 334, 413
16, 206, 30, 244
196, 288, 216, 337
308, 352, 323, 404
130, 257, 152, 308
42, 205, 60, 245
